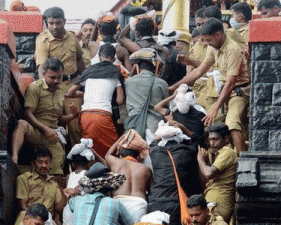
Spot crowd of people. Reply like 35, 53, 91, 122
10, 0, 281, 224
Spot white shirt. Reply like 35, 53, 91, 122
81, 78, 121, 113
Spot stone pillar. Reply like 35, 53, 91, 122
162, 0, 190, 31
236, 17, 281, 225
0, 20, 22, 225
0, 11, 43, 79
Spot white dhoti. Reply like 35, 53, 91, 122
114, 195, 148, 222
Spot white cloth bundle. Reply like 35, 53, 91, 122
157, 29, 179, 46
169, 84, 206, 115
140, 211, 170, 224
207, 69, 222, 94
67, 138, 95, 161
155, 120, 191, 146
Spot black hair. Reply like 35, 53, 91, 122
99, 43, 116, 58
32, 146, 53, 161
43, 57, 64, 72
139, 60, 155, 72
203, 6, 222, 20
258, 0, 281, 10
231, 2, 253, 22
43, 7, 65, 21
72, 154, 89, 164
99, 20, 118, 36
195, 8, 205, 18
191, 28, 200, 38
187, 194, 207, 210
81, 18, 96, 28
208, 122, 230, 138
200, 17, 224, 36
26, 203, 49, 222
136, 17, 154, 37
120, 148, 139, 158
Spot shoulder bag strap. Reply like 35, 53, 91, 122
167, 150, 190, 225
89, 195, 104, 225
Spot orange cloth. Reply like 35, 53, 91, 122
124, 156, 138, 162
80, 110, 117, 157
167, 150, 190, 225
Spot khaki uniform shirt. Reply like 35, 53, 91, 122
35, 29, 83, 75
24, 79, 65, 129
80, 40, 91, 68
237, 25, 249, 42
203, 36, 250, 88
205, 144, 237, 194
190, 37, 209, 63
225, 28, 247, 50
16, 171, 62, 215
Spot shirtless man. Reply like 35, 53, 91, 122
105, 138, 152, 223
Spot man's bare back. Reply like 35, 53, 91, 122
105, 139, 152, 200
110, 158, 152, 200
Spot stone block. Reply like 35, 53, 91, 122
252, 61, 278, 83
270, 44, 281, 60
237, 158, 259, 190
273, 83, 281, 105
15, 34, 36, 54
16, 54, 35, 73
269, 130, 281, 152
252, 106, 275, 129
251, 44, 271, 60
250, 130, 269, 152
253, 83, 272, 106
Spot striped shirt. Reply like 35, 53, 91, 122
69, 192, 135, 225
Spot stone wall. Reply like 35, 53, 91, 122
15, 33, 38, 79
0, 44, 22, 225
236, 17, 281, 225
250, 43, 281, 152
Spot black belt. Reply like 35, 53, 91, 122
235, 82, 250, 88
63, 71, 79, 81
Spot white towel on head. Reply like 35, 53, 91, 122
67, 138, 95, 161
158, 29, 179, 46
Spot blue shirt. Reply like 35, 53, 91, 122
69, 192, 135, 225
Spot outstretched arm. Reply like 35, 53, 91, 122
169, 62, 211, 94
92, 149, 107, 166
118, 24, 141, 53
154, 91, 177, 116
105, 140, 121, 167
177, 54, 202, 68
66, 84, 82, 97
202, 75, 236, 126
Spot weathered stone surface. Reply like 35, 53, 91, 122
250, 130, 269, 151
252, 106, 275, 129
252, 61, 278, 83
270, 44, 281, 60
16, 54, 35, 73
237, 158, 258, 189
15, 34, 36, 54
251, 43, 271, 60
253, 83, 272, 106
273, 84, 281, 106
269, 130, 281, 152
